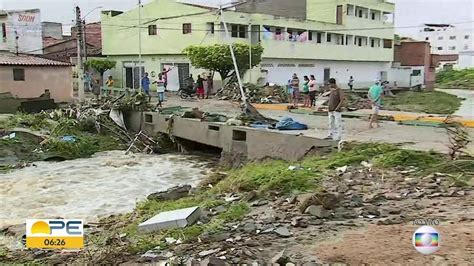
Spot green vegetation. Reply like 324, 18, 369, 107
384, 91, 462, 114
436, 69, 474, 90
184, 43, 264, 83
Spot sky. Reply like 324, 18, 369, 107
1, 0, 473, 36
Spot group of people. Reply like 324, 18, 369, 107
84, 72, 115, 99
140, 67, 171, 107
184, 74, 214, 99
286, 73, 384, 141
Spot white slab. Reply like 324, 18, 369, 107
138, 206, 201, 233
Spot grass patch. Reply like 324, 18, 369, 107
437, 69, 474, 90
384, 91, 462, 114
374, 149, 443, 169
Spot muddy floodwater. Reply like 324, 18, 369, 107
0, 151, 212, 228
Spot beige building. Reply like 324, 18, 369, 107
0, 53, 73, 102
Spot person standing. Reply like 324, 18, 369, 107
206, 73, 213, 99
302, 75, 310, 107
154, 73, 166, 108
105, 75, 114, 96
92, 78, 100, 100
368, 80, 384, 129
291, 73, 300, 107
326, 78, 345, 141
141, 72, 151, 102
348, 76, 354, 91
196, 75, 205, 99
308, 75, 317, 108
161, 67, 173, 91
286, 79, 293, 105
84, 71, 92, 92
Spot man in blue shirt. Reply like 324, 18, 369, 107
141, 72, 151, 101
368, 80, 383, 129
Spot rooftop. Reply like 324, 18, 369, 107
0, 54, 72, 66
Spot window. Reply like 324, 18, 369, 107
231, 25, 246, 38
371, 12, 376, 20
437, 47, 443, 50
1, 23, 6, 42
13, 68, 25, 81
412, 70, 422, 76
358, 9, 363, 18
425, 37, 429, 41
308, 31, 313, 41
465, 35, 470, 39
327, 33, 332, 43
449, 36, 456, 40
207, 22, 214, 34
182, 23, 191, 34
449, 46, 456, 50
148, 25, 157, 35
438, 36, 443, 40
383, 39, 392, 49
316, 32, 322, 43
371, 39, 375, 47
358, 37, 362, 46
464, 45, 469, 50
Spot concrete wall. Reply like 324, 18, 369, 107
138, 112, 335, 162
42, 22, 63, 39
458, 51, 474, 69
3, 9, 43, 55
0, 65, 73, 102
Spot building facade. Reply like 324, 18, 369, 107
102, 0, 395, 90
0, 9, 43, 55
0, 53, 73, 102
417, 24, 472, 55
393, 41, 436, 89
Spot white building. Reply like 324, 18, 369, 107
417, 24, 473, 55
458, 51, 474, 69
0, 9, 43, 55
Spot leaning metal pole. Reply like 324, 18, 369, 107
219, 7, 248, 110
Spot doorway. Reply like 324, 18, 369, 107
323, 68, 331, 82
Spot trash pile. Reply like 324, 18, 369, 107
215, 83, 288, 104
0, 93, 159, 172
345, 92, 372, 111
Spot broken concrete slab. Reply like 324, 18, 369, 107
147, 185, 191, 201
138, 206, 201, 233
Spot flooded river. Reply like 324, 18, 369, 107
0, 151, 212, 228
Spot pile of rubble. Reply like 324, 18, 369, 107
134, 164, 472, 264
216, 83, 288, 104
345, 92, 372, 111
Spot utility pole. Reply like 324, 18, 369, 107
220, 7, 247, 108
75, 6, 85, 101
138, 0, 143, 90
82, 20, 87, 62
248, 19, 252, 82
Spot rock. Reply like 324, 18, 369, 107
272, 249, 289, 264
199, 248, 221, 257
287, 195, 297, 204
211, 232, 231, 242
305, 205, 330, 218
165, 237, 177, 244
250, 200, 269, 207
298, 192, 340, 212
349, 195, 364, 207
308, 219, 323, 225
147, 185, 191, 201
208, 257, 228, 266
244, 191, 257, 202
377, 217, 403, 225
363, 204, 380, 216
242, 222, 257, 234
225, 194, 241, 202
274, 226, 291, 238
214, 205, 227, 214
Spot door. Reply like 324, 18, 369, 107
177, 63, 190, 90
125, 67, 133, 89
251, 25, 260, 44
323, 68, 331, 82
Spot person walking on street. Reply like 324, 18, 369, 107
308, 75, 317, 108
368, 80, 384, 129
302, 75, 310, 107
348, 76, 354, 91
291, 73, 300, 107
196, 75, 205, 99
326, 78, 345, 141
141, 72, 151, 102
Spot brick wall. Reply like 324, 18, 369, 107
394, 41, 436, 89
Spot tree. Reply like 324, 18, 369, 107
85, 59, 117, 85
183, 43, 264, 84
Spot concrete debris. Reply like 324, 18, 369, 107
147, 185, 191, 201
274, 226, 291, 238
138, 206, 201, 233
198, 248, 221, 257
305, 205, 330, 218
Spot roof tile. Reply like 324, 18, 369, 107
0, 54, 72, 66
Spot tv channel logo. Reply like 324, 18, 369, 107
413, 226, 440, 255
26, 219, 84, 249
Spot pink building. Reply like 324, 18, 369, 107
0, 53, 73, 102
